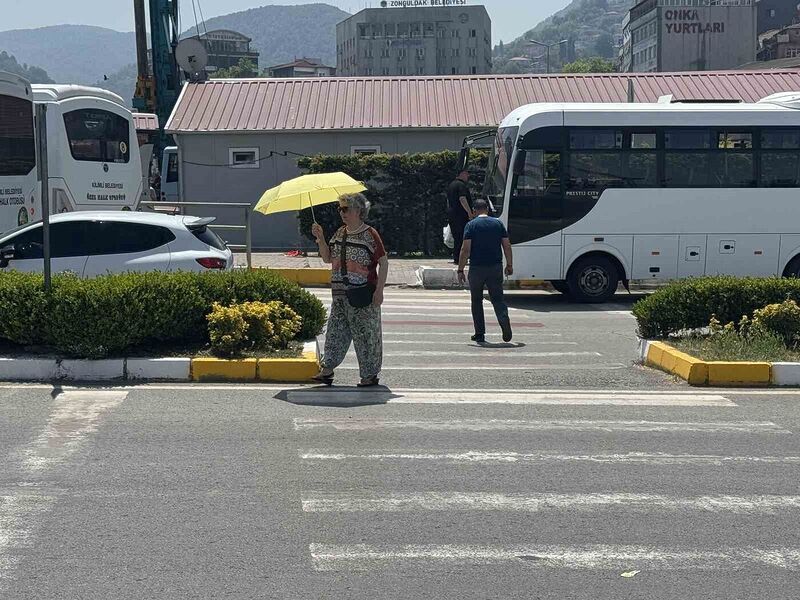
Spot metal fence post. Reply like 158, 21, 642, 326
35, 104, 51, 292
245, 207, 252, 270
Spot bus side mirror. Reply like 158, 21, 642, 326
0, 245, 16, 268
457, 148, 469, 172
513, 150, 527, 176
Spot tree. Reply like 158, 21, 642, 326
0, 50, 53, 84
562, 57, 615, 73
211, 58, 259, 79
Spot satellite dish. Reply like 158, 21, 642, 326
176, 38, 208, 81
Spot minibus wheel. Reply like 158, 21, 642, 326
567, 255, 619, 304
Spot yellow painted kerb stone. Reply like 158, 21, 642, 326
707, 362, 771, 386
192, 358, 258, 381
258, 352, 319, 382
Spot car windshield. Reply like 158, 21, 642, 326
0, 222, 40, 246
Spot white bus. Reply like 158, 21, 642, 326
471, 93, 800, 302
31, 84, 142, 217
0, 72, 37, 231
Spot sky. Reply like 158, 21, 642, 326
6, 0, 569, 44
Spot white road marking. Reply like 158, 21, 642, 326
286, 391, 734, 406
300, 450, 800, 466
18, 391, 128, 472
302, 492, 800, 514
0, 391, 127, 590
294, 418, 786, 433
354, 351, 601, 358
380, 332, 563, 337
334, 364, 628, 371
309, 543, 800, 572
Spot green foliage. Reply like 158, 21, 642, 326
0, 50, 53, 84
296, 150, 489, 255
751, 300, 800, 345
562, 57, 616, 73
207, 302, 249, 357
674, 327, 795, 363
0, 270, 325, 359
633, 277, 800, 339
212, 58, 259, 79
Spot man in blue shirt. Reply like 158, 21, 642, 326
457, 199, 513, 344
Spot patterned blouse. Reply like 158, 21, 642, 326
329, 225, 386, 298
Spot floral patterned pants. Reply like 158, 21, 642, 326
320, 298, 383, 379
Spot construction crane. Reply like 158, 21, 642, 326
132, 0, 181, 158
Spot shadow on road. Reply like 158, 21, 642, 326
502, 291, 648, 314
274, 385, 400, 408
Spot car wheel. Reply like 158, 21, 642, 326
567, 256, 619, 304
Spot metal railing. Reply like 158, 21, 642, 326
138, 201, 253, 269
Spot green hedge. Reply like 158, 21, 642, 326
633, 276, 800, 338
0, 270, 326, 359
297, 150, 488, 255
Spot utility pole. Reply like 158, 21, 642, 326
35, 104, 51, 291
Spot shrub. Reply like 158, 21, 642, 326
0, 270, 326, 359
238, 301, 302, 350
633, 277, 800, 338
751, 299, 800, 345
297, 150, 489, 255
207, 303, 249, 357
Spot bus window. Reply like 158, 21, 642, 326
714, 131, 755, 187
569, 129, 622, 150
483, 127, 516, 216
0, 95, 35, 176
508, 150, 562, 244
63, 109, 130, 164
166, 152, 178, 183
761, 129, 800, 187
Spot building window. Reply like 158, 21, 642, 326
452, 29, 460, 38
351, 145, 381, 155
468, 48, 477, 57
437, 27, 446, 38
381, 48, 390, 58
417, 66, 425, 75
229, 147, 259, 169
470, 29, 477, 38
471, 66, 477, 74
417, 48, 425, 59
399, 66, 407, 75
770, 9, 776, 17
452, 48, 460, 57
398, 49, 407, 59
452, 67, 458, 74
382, 67, 390, 75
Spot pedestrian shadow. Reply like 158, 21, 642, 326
473, 342, 526, 349
273, 385, 399, 408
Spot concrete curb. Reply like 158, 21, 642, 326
0, 342, 320, 383
642, 339, 776, 387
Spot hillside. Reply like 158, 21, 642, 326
183, 3, 349, 68
0, 25, 136, 85
0, 50, 53, 84
92, 63, 138, 108
494, 0, 633, 73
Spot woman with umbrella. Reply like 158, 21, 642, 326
311, 192, 388, 387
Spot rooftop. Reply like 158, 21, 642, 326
166, 70, 800, 134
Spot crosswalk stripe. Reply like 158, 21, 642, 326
381, 340, 580, 346
380, 332, 563, 337
293, 418, 788, 433
309, 544, 800, 571
358, 351, 601, 358
299, 451, 800, 466
335, 364, 627, 371
286, 391, 735, 406
302, 492, 800, 514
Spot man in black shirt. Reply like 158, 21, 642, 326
446, 170, 474, 263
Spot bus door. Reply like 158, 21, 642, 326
506, 146, 564, 280
0, 73, 37, 232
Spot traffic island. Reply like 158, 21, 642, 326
639, 340, 780, 387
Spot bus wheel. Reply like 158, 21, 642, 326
567, 256, 619, 303
550, 280, 570, 295
783, 256, 800, 278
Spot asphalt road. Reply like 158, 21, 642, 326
309, 288, 675, 389
1, 384, 800, 599
1, 290, 797, 599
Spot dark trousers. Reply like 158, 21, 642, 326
448, 214, 467, 263
468, 263, 510, 336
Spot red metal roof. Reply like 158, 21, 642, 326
132, 112, 159, 132
165, 71, 800, 134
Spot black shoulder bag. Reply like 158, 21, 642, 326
341, 230, 376, 309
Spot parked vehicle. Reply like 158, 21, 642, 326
160, 145, 179, 202
464, 92, 800, 302
0, 211, 233, 276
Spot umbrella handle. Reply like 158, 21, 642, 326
307, 192, 317, 224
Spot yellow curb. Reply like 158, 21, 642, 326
257, 351, 320, 382
257, 268, 331, 286
707, 362, 771, 387
191, 358, 258, 381
645, 341, 708, 386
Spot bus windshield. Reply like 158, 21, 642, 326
483, 126, 517, 215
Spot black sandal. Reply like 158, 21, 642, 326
312, 372, 334, 386
357, 376, 380, 388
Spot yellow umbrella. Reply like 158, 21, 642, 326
253, 172, 367, 222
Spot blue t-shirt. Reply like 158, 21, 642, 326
463, 216, 507, 266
